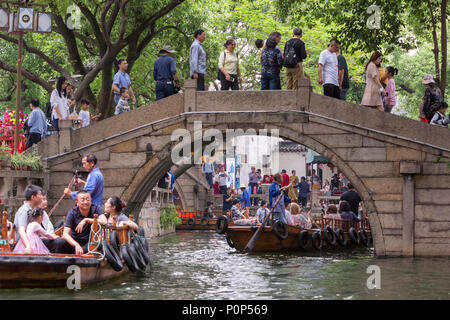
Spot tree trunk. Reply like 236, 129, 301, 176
440, 0, 447, 95
427, 0, 441, 84
97, 59, 115, 119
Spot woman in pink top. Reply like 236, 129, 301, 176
384, 66, 398, 113
13, 208, 58, 254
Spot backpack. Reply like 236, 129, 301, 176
44, 101, 52, 119
283, 41, 298, 68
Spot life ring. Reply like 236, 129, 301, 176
200, 217, 209, 226
335, 228, 347, 247
216, 216, 229, 234
297, 230, 311, 249
348, 227, 360, 245
312, 231, 322, 250
133, 236, 150, 265
186, 218, 196, 229
322, 225, 337, 246
121, 245, 138, 273
110, 230, 121, 257
103, 241, 123, 272
137, 227, 149, 252
130, 242, 147, 270
226, 233, 235, 248
359, 229, 369, 247
273, 220, 288, 240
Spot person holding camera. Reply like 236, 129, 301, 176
153, 45, 181, 101
218, 39, 242, 90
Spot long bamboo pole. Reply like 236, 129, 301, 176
14, 31, 23, 154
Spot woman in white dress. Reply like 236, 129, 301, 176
50, 76, 70, 132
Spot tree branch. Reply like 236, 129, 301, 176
107, 1, 121, 35
0, 59, 53, 93
113, 0, 131, 47
101, 0, 115, 47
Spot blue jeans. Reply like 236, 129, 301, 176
261, 72, 281, 90
205, 172, 213, 188
114, 94, 120, 105
156, 81, 175, 101
340, 88, 348, 101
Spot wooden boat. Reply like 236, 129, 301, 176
223, 216, 372, 253
176, 210, 234, 231
0, 212, 149, 289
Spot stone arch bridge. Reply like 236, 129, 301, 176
37, 80, 450, 257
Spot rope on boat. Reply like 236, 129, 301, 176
87, 225, 105, 261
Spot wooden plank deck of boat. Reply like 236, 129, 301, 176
176, 217, 218, 231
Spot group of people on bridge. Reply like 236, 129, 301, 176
11, 153, 139, 256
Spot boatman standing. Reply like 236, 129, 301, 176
64, 153, 104, 206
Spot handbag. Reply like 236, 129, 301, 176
217, 51, 226, 80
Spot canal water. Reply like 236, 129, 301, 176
1, 231, 450, 300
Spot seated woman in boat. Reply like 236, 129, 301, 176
256, 200, 270, 224
339, 200, 360, 230
98, 196, 138, 230
290, 203, 312, 229
230, 199, 256, 226
13, 208, 58, 254
54, 191, 105, 255
284, 198, 295, 226
324, 204, 340, 219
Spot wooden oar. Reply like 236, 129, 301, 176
47, 171, 78, 218
242, 192, 284, 254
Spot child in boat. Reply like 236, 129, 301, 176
290, 203, 312, 229
204, 201, 214, 218
13, 208, 58, 254
256, 200, 270, 224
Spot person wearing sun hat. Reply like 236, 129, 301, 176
420, 74, 443, 123
238, 183, 251, 217
153, 45, 181, 101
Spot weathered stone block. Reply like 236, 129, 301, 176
347, 161, 395, 177
399, 161, 421, 175
374, 200, 403, 214
386, 147, 424, 161
363, 177, 403, 194
414, 243, 450, 256
372, 194, 403, 201
334, 147, 386, 161
415, 221, 450, 238
416, 189, 450, 205
415, 205, 450, 221
383, 235, 403, 252
110, 139, 137, 153
378, 213, 403, 229
101, 152, 147, 169
312, 134, 363, 148
422, 162, 450, 175
415, 175, 450, 189
303, 122, 348, 135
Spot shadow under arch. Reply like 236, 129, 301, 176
121, 113, 386, 256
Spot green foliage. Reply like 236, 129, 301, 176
159, 204, 181, 230
9, 151, 42, 171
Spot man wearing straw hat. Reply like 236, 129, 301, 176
238, 184, 251, 218
420, 74, 443, 123
153, 45, 181, 101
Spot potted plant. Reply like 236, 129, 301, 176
28, 153, 42, 171
10, 153, 24, 170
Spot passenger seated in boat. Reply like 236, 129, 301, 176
203, 201, 214, 218
339, 200, 360, 230
13, 208, 58, 255
256, 200, 270, 224
98, 196, 139, 230
290, 203, 312, 229
284, 198, 295, 225
39, 191, 54, 234
230, 199, 256, 226
54, 191, 105, 255
324, 204, 340, 219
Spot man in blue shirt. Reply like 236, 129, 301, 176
153, 45, 181, 101
190, 29, 207, 91
297, 176, 310, 208
269, 173, 289, 224
112, 59, 136, 105
65, 153, 104, 206
25, 99, 47, 149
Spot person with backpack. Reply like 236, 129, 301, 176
261, 36, 283, 90
283, 28, 308, 90
218, 39, 242, 90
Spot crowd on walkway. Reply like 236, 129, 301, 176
10, 152, 141, 255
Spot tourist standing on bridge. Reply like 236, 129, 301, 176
190, 29, 207, 91
218, 166, 228, 194
283, 28, 308, 90
269, 173, 289, 224
50, 76, 69, 132
420, 74, 443, 123
260, 36, 283, 90
112, 59, 136, 106
153, 45, 181, 100
336, 48, 349, 101
361, 51, 386, 111
64, 153, 104, 207
384, 66, 398, 113
25, 99, 47, 149
218, 39, 242, 90
318, 39, 341, 99
202, 158, 214, 189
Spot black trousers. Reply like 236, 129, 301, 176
323, 84, 340, 99
220, 74, 239, 91
42, 238, 58, 253
219, 185, 227, 195
192, 73, 205, 91
54, 237, 89, 254
25, 132, 42, 149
